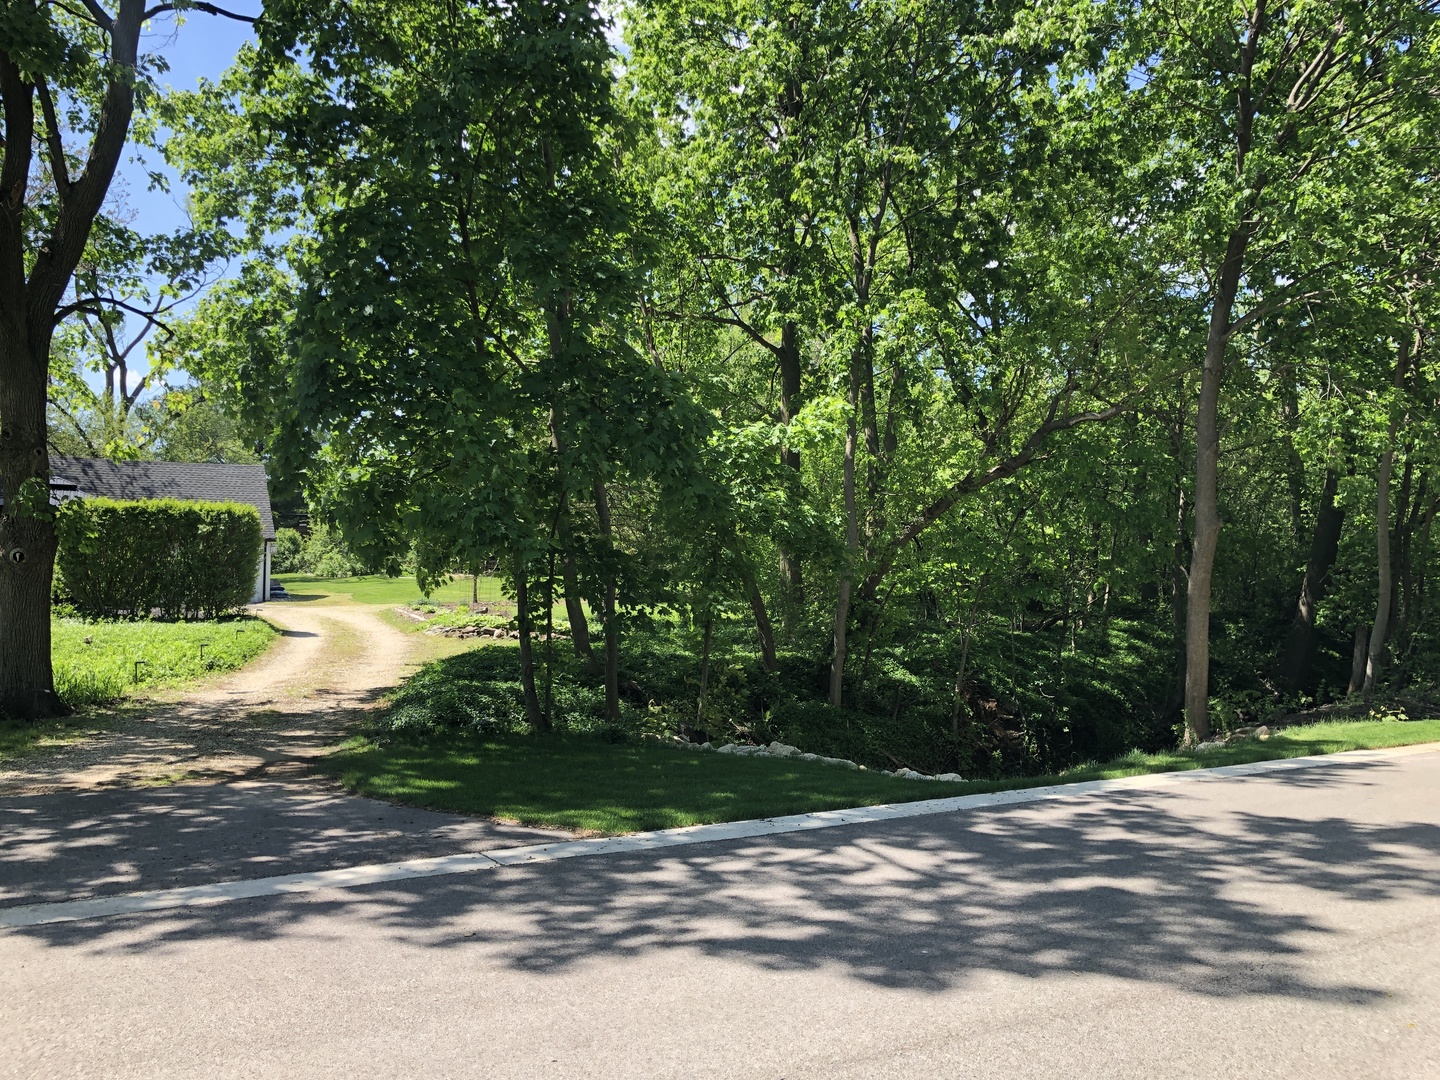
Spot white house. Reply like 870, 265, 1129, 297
48, 456, 278, 604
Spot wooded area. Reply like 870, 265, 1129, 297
4, 0, 1440, 775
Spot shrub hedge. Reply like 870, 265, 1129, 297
56, 497, 263, 620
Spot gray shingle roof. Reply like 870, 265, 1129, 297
48, 456, 276, 540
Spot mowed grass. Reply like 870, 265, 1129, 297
323, 717, 1440, 835
52, 615, 279, 707
275, 573, 495, 606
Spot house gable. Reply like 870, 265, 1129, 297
46, 457, 277, 541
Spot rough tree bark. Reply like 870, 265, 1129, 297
828, 342, 862, 707
0, 2, 153, 717
1183, 227, 1249, 745
745, 577, 780, 675
776, 320, 805, 608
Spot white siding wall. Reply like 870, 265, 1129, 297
252, 541, 273, 604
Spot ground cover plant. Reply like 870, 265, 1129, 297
324, 717, 1440, 835
376, 618, 1180, 778
50, 616, 278, 707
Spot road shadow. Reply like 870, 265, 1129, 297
9, 757, 1439, 1004
0, 780, 567, 905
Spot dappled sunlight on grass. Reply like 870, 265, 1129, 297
323, 719, 1440, 835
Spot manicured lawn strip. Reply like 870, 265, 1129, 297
323, 734, 941, 833
51, 615, 279, 706
275, 573, 491, 606
323, 718, 1440, 835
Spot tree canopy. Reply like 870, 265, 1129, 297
7, 0, 1440, 771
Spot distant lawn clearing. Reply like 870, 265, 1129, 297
274, 572, 496, 606
322, 718, 1440, 835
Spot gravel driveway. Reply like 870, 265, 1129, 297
0, 600, 419, 796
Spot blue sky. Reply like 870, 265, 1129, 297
118, 5, 259, 236
89, 5, 259, 398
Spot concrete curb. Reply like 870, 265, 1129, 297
4, 742, 1437, 929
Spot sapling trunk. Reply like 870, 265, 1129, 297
696, 616, 713, 730
593, 479, 620, 722
829, 345, 862, 707
1276, 469, 1345, 694
514, 559, 546, 731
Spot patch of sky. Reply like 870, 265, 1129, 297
76, 4, 261, 401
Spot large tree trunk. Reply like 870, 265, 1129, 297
0, 3, 146, 718
593, 479, 620, 722
0, 362, 62, 718
1275, 468, 1345, 693
560, 555, 596, 670
695, 615, 713, 728
1184, 229, 1250, 745
514, 557, 545, 731
1348, 623, 1368, 696
1362, 444, 1397, 699
546, 407, 597, 672
829, 343, 862, 707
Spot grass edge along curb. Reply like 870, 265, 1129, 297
12, 742, 1440, 930
320, 717, 1440, 835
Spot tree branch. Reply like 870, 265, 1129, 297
54, 296, 176, 336
861, 396, 1130, 595
77, 0, 115, 30
33, 77, 72, 201
143, 2, 257, 22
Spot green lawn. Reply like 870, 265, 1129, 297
274, 572, 497, 606
323, 718, 1440, 835
52, 615, 279, 706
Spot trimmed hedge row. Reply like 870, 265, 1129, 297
57, 497, 262, 620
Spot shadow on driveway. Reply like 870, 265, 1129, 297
7, 756, 1439, 1005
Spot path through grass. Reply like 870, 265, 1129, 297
323, 717, 1440, 835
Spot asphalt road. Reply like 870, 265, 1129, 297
4, 747, 1439, 1079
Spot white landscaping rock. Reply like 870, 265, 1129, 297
716, 744, 739, 754
698, 742, 713, 751
799, 752, 819, 761
1254, 725, 1271, 740
766, 742, 802, 758
934, 773, 964, 782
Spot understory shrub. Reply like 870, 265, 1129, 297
56, 497, 262, 620
274, 522, 369, 578
374, 614, 1176, 778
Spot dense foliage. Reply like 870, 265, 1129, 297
56, 498, 262, 620
17, 0, 1440, 768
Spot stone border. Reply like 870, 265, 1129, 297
666, 737, 966, 782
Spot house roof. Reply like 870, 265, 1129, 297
48, 456, 277, 541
